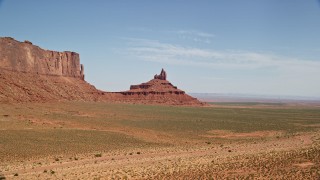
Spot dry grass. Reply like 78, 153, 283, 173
0, 101, 319, 179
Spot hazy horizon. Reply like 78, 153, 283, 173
1, 0, 320, 97
190, 92, 320, 101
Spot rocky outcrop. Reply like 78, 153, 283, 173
0, 37, 204, 106
124, 79, 185, 96
154, 68, 167, 80
0, 37, 84, 79
112, 69, 204, 106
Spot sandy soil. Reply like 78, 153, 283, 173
1, 131, 319, 179
1, 102, 319, 179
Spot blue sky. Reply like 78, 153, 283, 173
1, 0, 320, 97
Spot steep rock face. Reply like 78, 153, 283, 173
0, 37, 102, 103
0, 37, 84, 79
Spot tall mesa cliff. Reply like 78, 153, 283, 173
0, 37, 84, 79
0, 37, 102, 103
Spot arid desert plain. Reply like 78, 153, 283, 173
1, 101, 320, 179
1, 2, 320, 177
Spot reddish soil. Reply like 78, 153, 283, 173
0, 69, 105, 103
202, 130, 283, 139
1, 131, 319, 179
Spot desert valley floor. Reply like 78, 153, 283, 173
0, 101, 319, 179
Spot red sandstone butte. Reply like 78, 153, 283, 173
109, 69, 204, 106
0, 37, 204, 106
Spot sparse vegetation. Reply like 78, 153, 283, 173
0, 101, 319, 179
94, 153, 102, 158
0, 175, 5, 180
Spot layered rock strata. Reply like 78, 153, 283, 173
0, 37, 102, 103
0, 37, 84, 79
113, 69, 204, 105
0, 37, 204, 105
